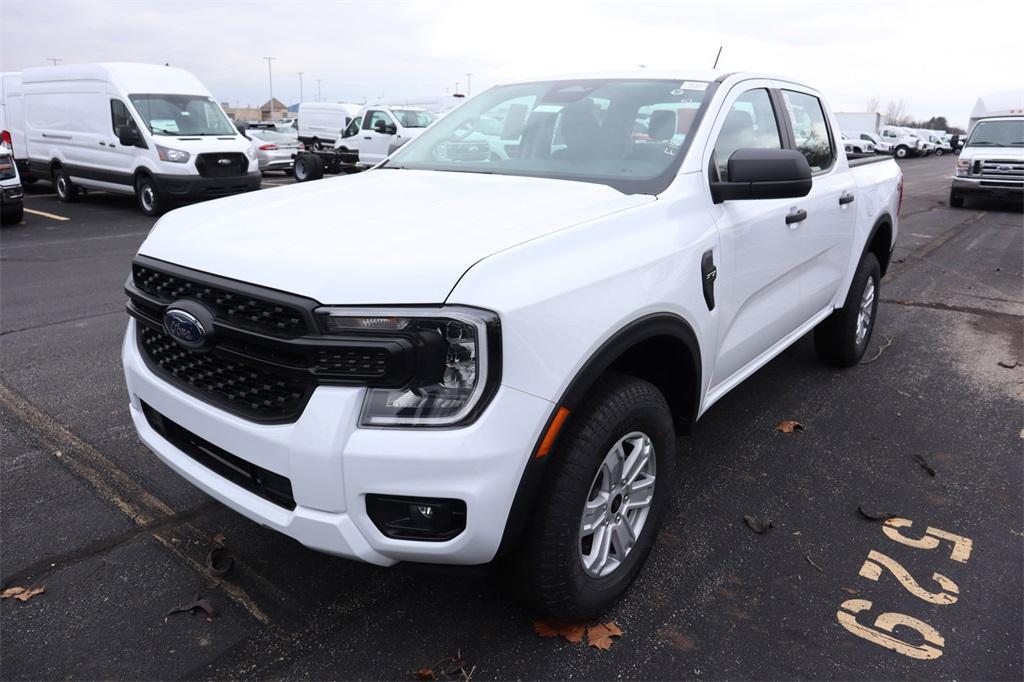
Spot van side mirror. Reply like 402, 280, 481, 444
117, 125, 143, 147
710, 148, 812, 203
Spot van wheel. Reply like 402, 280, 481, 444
934, 148, 944, 156
136, 176, 164, 216
949, 190, 965, 208
311, 138, 322, 151
894, 145, 908, 159
1, 203, 23, 225
53, 168, 79, 202
520, 373, 676, 621
294, 154, 323, 182
814, 252, 881, 367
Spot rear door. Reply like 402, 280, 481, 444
777, 87, 857, 315
704, 82, 815, 389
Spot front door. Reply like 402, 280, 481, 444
359, 109, 397, 164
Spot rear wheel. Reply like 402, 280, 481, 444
53, 167, 79, 202
894, 145, 909, 159
521, 373, 676, 621
949, 189, 965, 208
934, 147, 944, 156
814, 252, 881, 367
135, 175, 164, 216
293, 153, 323, 182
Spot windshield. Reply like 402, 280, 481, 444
386, 78, 711, 193
128, 94, 237, 136
392, 109, 436, 128
967, 120, 1024, 147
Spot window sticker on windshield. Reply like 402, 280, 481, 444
681, 81, 708, 91
150, 119, 179, 132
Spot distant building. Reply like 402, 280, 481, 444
221, 98, 290, 122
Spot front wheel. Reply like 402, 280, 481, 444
520, 373, 676, 621
1, 203, 24, 225
949, 189, 965, 208
813, 252, 881, 367
135, 176, 164, 216
894, 145, 909, 159
934, 148, 944, 156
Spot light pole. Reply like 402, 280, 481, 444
297, 71, 304, 103
316, 79, 324, 103
465, 73, 472, 96
263, 56, 277, 119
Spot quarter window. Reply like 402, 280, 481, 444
712, 88, 782, 180
782, 90, 834, 171
110, 100, 133, 134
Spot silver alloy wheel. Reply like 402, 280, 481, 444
856, 276, 876, 345
56, 175, 67, 198
140, 183, 155, 212
578, 431, 656, 578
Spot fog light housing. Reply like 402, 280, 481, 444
366, 494, 467, 541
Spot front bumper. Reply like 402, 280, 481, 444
951, 177, 1024, 198
122, 319, 552, 565
152, 171, 261, 201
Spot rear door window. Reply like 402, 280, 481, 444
782, 90, 834, 171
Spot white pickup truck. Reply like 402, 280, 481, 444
123, 71, 901, 619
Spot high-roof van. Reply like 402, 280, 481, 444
296, 102, 362, 150
3, 63, 259, 215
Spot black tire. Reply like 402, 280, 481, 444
949, 190, 965, 208
135, 175, 164, 216
1, 203, 23, 225
293, 153, 323, 182
520, 373, 676, 621
934, 148, 944, 156
53, 167, 79, 202
894, 145, 909, 159
310, 137, 322, 151
814, 252, 881, 367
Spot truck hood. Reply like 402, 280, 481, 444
961, 146, 1024, 159
138, 169, 652, 304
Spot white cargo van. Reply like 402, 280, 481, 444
6, 63, 259, 215
296, 102, 362, 150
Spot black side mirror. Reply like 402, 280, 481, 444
710, 148, 812, 203
374, 120, 389, 134
117, 125, 142, 147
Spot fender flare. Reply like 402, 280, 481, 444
494, 312, 702, 559
863, 211, 895, 276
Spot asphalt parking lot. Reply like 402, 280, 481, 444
1, 157, 1021, 680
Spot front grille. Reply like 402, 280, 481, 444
195, 152, 248, 178
978, 159, 1024, 183
139, 325, 314, 422
142, 402, 296, 510
133, 263, 309, 336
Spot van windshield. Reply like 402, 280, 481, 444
967, 120, 1024, 147
128, 94, 238, 136
385, 78, 711, 194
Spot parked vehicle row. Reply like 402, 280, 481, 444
122, 70, 901, 619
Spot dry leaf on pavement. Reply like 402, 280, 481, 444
776, 420, 804, 433
165, 591, 216, 621
857, 505, 896, 521
743, 515, 773, 534
212, 532, 227, 546
533, 620, 587, 643
587, 622, 623, 650
1, 585, 45, 602
415, 668, 436, 681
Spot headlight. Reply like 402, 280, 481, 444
316, 306, 500, 427
156, 145, 190, 163
956, 159, 971, 176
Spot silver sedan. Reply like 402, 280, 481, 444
246, 129, 304, 174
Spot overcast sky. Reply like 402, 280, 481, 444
2, 0, 1021, 127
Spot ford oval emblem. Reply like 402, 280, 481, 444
164, 309, 207, 348
217, 158, 232, 166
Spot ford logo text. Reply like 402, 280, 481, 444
164, 309, 207, 348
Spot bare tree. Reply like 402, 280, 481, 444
884, 99, 909, 125
864, 95, 881, 113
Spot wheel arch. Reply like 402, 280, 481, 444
494, 312, 703, 559
864, 212, 894, 276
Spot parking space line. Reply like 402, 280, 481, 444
23, 207, 70, 222
0, 382, 270, 623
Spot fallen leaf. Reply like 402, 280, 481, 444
743, 515, 773, 534
205, 547, 234, 578
1, 585, 45, 602
415, 668, 436, 681
776, 420, 804, 433
857, 505, 896, 521
533, 620, 586, 643
840, 587, 859, 595
997, 360, 1020, 369
212, 532, 227, 546
658, 629, 697, 651
912, 453, 936, 477
165, 591, 216, 621
587, 621, 623, 650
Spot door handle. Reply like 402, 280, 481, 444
99, 141, 106, 146
785, 208, 808, 225
839, 192, 855, 206
363, 136, 372, 140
